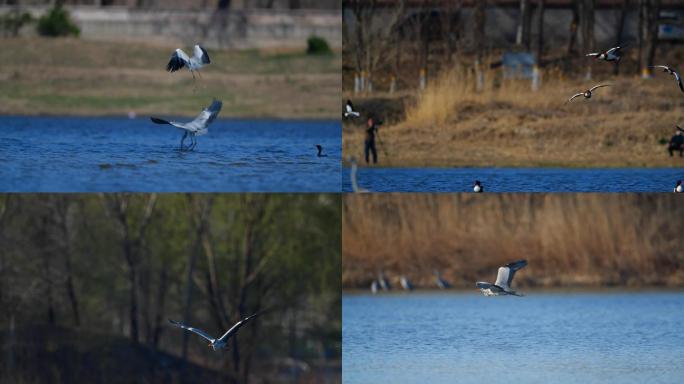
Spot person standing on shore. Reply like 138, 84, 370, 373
668, 127, 684, 157
365, 117, 379, 164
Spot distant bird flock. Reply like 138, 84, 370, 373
344, 44, 683, 192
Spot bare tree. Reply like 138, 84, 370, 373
580, 0, 596, 78
516, 0, 532, 50
639, 0, 661, 77
613, 0, 629, 75
103, 194, 157, 344
567, 0, 581, 56
536, 0, 546, 63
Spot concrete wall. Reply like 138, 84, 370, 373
3, 6, 341, 49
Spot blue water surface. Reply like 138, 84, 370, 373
343, 291, 684, 384
0, 116, 341, 192
343, 167, 684, 192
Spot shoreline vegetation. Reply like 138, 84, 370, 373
0, 37, 340, 119
343, 69, 684, 168
342, 194, 684, 290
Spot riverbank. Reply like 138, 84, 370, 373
0, 38, 340, 119
343, 75, 684, 168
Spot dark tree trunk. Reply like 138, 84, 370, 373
474, 0, 486, 61
613, 0, 629, 75
581, 0, 596, 78
151, 266, 168, 349
567, 0, 581, 55
536, 0, 546, 63
517, 0, 532, 49
640, 0, 660, 76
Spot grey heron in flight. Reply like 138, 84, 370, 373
168, 312, 260, 351
586, 46, 623, 62
167, 44, 211, 80
150, 99, 222, 151
568, 84, 611, 102
476, 259, 528, 296
650, 65, 684, 93
344, 100, 360, 118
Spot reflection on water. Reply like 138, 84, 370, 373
343, 292, 684, 384
343, 167, 683, 192
0, 116, 341, 192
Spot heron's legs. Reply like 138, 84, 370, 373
188, 134, 197, 151
180, 131, 188, 151
197, 70, 202, 79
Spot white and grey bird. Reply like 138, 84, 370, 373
586, 46, 623, 62
150, 99, 222, 151
568, 84, 611, 102
167, 44, 211, 79
349, 157, 370, 193
675, 180, 683, 193
378, 272, 391, 291
344, 100, 360, 118
476, 259, 528, 297
399, 276, 414, 291
650, 65, 684, 93
473, 180, 483, 193
370, 280, 379, 294
316, 144, 328, 157
168, 312, 260, 351
434, 270, 451, 289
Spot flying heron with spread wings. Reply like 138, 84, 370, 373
150, 99, 222, 151
167, 44, 211, 80
568, 84, 611, 102
476, 259, 528, 296
168, 312, 260, 351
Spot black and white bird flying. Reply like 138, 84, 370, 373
150, 99, 222, 151
568, 84, 611, 102
168, 312, 260, 351
316, 144, 327, 157
167, 45, 211, 79
344, 100, 360, 118
650, 65, 684, 93
476, 259, 528, 296
586, 46, 623, 62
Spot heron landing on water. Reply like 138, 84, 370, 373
150, 99, 223, 151
167, 44, 211, 80
476, 259, 528, 296
168, 312, 260, 351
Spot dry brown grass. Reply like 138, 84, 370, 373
0, 37, 340, 118
343, 67, 684, 167
343, 194, 684, 289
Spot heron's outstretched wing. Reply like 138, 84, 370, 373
476, 281, 493, 289
194, 45, 211, 64
150, 117, 171, 125
168, 319, 215, 342
672, 71, 684, 92
585, 53, 600, 57
217, 312, 261, 343
495, 259, 528, 288
650, 65, 671, 72
568, 93, 583, 102
607, 46, 621, 54
188, 99, 223, 135
589, 84, 611, 92
167, 49, 190, 72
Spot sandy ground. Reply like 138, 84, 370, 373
0, 37, 340, 119
343, 76, 684, 168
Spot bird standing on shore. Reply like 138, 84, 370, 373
168, 312, 260, 351
650, 65, 684, 93
586, 46, 623, 62
568, 84, 611, 102
167, 44, 211, 80
476, 259, 528, 297
150, 99, 222, 151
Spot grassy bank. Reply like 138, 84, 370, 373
342, 194, 684, 289
0, 38, 340, 119
343, 69, 684, 168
